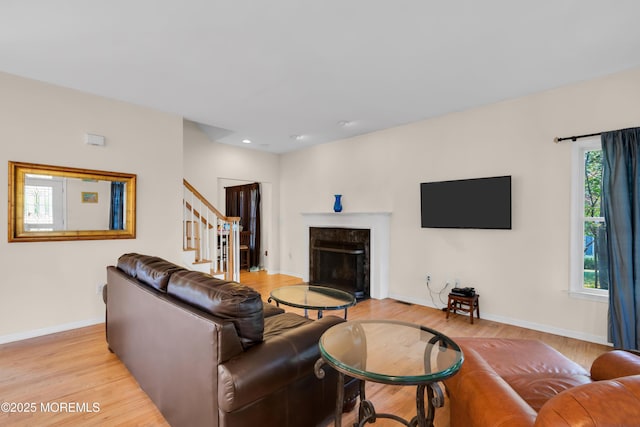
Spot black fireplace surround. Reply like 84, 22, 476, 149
309, 227, 370, 300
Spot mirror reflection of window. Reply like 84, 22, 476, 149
24, 185, 53, 224
24, 175, 64, 231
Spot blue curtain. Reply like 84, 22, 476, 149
109, 182, 125, 230
602, 127, 640, 350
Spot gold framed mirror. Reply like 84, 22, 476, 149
8, 161, 136, 242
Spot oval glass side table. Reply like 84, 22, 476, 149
268, 284, 356, 319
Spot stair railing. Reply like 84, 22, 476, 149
183, 179, 240, 282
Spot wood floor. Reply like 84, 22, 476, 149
0, 271, 610, 426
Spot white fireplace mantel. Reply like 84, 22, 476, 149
301, 212, 391, 299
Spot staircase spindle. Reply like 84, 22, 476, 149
205, 209, 210, 261
183, 186, 187, 250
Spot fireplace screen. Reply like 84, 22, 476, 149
309, 227, 370, 299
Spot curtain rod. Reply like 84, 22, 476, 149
553, 132, 602, 143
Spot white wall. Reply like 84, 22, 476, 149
280, 67, 640, 344
4, 66, 639, 345
183, 121, 281, 272
66, 178, 111, 230
0, 72, 184, 341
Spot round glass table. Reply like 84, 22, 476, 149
268, 284, 356, 319
317, 320, 463, 427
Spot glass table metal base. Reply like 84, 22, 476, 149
315, 368, 445, 427
315, 320, 462, 427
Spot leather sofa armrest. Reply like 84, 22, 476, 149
535, 375, 640, 426
218, 315, 344, 412
217, 320, 245, 363
444, 347, 537, 427
591, 350, 640, 380
448, 367, 537, 427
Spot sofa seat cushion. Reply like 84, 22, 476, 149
263, 312, 313, 341
505, 374, 592, 412
262, 302, 285, 318
456, 338, 590, 377
453, 338, 591, 412
167, 270, 264, 349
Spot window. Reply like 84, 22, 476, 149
571, 137, 608, 299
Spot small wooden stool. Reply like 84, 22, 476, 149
446, 293, 480, 324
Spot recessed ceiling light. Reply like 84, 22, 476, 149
242, 139, 252, 144
290, 134, 304, 141
337, 120, 351, 127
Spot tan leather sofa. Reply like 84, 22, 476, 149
105, 253, 351, 427
441, 338, 640, 427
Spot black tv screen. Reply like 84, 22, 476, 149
420, 176, 512, 229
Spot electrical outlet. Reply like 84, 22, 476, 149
96, 283, 104, 295
454, 279, 460, 288
426, 275, 431, 284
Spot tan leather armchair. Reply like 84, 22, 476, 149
440, 338, 640, 427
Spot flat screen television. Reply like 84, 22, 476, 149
420, 175, 512, 229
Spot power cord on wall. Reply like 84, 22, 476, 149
426, 276, 450, 310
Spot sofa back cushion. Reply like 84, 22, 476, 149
590, 350, 640, 380
117, 253, 185, 292
117, 253, 145, 277
136, 257, 185, 292
534, 375, 640, 426
167, 270, 264, 349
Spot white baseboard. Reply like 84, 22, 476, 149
388, 292, 610, 346
0, 316, 105, 345
275, 270, 303, 280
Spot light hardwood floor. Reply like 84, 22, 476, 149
0, 271, 610, 426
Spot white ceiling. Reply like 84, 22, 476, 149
2, 1, 640, 153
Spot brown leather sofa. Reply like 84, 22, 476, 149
105, 253, 349, 427
440, 338, 640, 427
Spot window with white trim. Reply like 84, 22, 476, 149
570, 137, 608, 299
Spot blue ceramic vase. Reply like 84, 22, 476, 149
333, 194, 343, 212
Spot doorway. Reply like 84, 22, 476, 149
225, 183, 260, 270
218, 179, 273, 272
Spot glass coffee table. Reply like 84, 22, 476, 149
268, 284, 356, 319
316, 320, 463, 427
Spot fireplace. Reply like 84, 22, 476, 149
309, 227, 370, 300
302, 211, 390, 299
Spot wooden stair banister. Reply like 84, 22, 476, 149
183, 179, 240, 281
184, 201, 219, 230
184, 180, 230, 220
